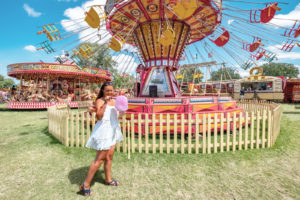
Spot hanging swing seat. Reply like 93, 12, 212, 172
176, 74, 183, 79
158, 28, 175, 46
250, 3, 281, 23
71, 51, 82, 69
79, 43, 93, 58
243, 38, 264, 52
172, 0, 198, 20
109, 36, 125, 52
241, 60, 254, 70
37, 24, 61, 41
281, 39, 297, 52
85, 7, 106, 29
193, 73, 203, 79
251, 48, 267, 61
283, 21, 300, 38
210, 28, 230, 47
264, 53, 278, 63
37, 41, 55, 54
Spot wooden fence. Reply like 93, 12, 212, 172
48, 101, 281, 154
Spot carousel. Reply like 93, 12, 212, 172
6, 62, 111, 109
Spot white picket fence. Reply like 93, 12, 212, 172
48, 101, 281, 154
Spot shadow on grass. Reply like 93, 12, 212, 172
19, 132, 30, 135
68, 167, 105, 195
41, 126, 62, 145
283, 112, 300, 114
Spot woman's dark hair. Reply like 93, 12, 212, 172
96, 81, 113, 99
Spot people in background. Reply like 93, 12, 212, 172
240, 87, 245, 99
253, 90, 258, 101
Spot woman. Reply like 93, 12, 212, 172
80, 81, 124, 196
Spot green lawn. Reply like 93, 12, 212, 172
0, 105, 299, 200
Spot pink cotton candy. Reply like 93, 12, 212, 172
115, 95, 128, 111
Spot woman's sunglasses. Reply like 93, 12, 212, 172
103, 82, 113, 86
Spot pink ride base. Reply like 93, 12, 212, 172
6, 101, 79, 109
124, 96, 244, 134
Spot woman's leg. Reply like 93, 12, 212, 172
104, 145, 119, 184
84, 150, 108, 188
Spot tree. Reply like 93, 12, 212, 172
0, 75, 4, 82
113, 73, 135, 89
72, 43, 117, 73
177, 68, 203, 83
0, 77, 15, 89
210, 67, 241, 81
260, 62, 299, 78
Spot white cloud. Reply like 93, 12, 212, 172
266, 44, 282, 52
61, 0, 110, 44
269, 3, 300, 27
276, 52, 300, 60
256, 61, 268, 66
112, 53, 138, 73
24, 45, 37, 52
227, 19, 234, 25
266, 43, 300, 60
23, 4, 42, 17
236, 69, 249, 78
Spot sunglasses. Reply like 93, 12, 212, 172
103, 82, 113, 86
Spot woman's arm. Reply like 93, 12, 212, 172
95, 99, 106, 120
118, 111, 126, 120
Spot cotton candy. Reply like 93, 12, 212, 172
115, 95, 128, 111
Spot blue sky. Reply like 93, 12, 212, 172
0, 0, 299, 80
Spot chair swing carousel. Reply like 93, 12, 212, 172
176, 62, 235, 97
25, 0, 299, 132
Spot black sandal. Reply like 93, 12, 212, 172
104, 180, 120, 186
79, 183, 92, 196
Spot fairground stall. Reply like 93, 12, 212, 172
6, 62, 111, 109
284, 78, 300, 103
233, 67, 284, 101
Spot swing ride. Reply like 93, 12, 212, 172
6, 62, 111, 109
176, 62, 235, 97
8, 0, 298, 131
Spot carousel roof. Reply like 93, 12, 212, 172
105, 0, 222, 46
7, 62, 111, 81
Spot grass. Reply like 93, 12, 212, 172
0, 104, 300, 200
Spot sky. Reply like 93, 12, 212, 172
0, 0, 299, 81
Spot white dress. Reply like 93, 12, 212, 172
85, 105, 123, 150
